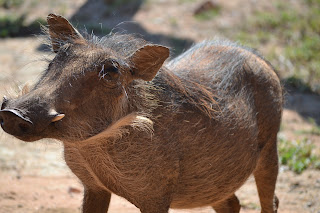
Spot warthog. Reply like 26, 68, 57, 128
0, 14, 282, 213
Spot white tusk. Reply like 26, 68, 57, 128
49, 109, 58, 116
51, 114, 65, 122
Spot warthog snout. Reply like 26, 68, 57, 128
0, 109, 33, 136
0, 95, 65, 141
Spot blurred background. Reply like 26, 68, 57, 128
0, 0, 319, 212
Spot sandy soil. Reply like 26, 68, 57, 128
0, 0, 320, 212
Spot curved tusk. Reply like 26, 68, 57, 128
51, 114, 65, 122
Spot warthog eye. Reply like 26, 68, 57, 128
108, 65, 118, 73
99, 64, 119, 81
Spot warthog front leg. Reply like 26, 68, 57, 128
138, 197, 171, 213
212, 194, 241, 213
82, 188, 111, 213
140, 206, 170, 213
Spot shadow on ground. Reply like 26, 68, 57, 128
284, 84, 320, 125
38, 0, 320, 126
70, 0, 194, 57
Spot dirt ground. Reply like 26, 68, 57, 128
0, 0, 320, 212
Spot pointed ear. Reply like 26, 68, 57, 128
47, 13, 84, 53
129, 45, 170, 81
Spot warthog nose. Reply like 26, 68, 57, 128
0, 109, 33, 136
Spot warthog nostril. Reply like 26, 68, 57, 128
19, 122, 31, 133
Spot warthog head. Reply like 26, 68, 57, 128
0, 14, 169, 142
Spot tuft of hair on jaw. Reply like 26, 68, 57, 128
79, 113, 153, 145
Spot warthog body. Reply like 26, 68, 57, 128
0, 14, 282, 213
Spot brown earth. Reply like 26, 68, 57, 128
0, 0, 320, 212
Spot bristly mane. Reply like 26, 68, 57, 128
42, 27, 264, 120
42, 25, 149, 56
86, 33, 149, 57
163, 40, 278, 120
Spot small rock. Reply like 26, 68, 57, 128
306, 201, 313, 207
68, 186, 81, 194
289, 182, 300, 192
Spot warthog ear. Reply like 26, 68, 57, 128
129, 45, 169, 81
47, 13, 84, 53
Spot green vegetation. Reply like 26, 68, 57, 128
0, 14, 46, 37
0, 0, 23, 8
0, 15, 24, 37
308, 118, 320, 135
236, 1, 320, 93
295, 118, 320, 136
278, 135, 320, 174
